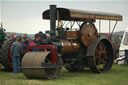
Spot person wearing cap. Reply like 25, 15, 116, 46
34, 31, 47, 45
34, 32, 48, 51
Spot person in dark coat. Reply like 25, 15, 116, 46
39, 31, 47, 39
11, 37, 22, 73
20, 38, 27, 62
34, 31, 48, 45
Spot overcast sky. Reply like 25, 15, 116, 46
0, 0, 128, 34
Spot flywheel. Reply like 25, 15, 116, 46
80, 22, 98, 47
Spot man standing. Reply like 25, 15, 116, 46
11, 37, 22, 73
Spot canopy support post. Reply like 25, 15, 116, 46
109, 20, 111, 37
99, 20, 101, 33
110, 21, 118, 37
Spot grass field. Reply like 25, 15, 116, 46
0, 64, 128, 85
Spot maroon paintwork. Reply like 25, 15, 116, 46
8, 40, 15, 68
26, 45, 57, 64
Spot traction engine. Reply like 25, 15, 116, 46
21, 5, 122, 79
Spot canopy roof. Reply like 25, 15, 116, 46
43, 8, 122, 21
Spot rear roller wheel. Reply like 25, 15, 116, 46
0, 41, 3, 63
87, 38, 114, 73
0, 38, 15, 71
21, 51, 62, 79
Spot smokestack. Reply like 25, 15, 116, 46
50, 5, 56, 38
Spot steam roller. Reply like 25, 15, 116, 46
21, 5, 122, 79
22, 51, 62, 79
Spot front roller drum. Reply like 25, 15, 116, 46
87, 38, 114, 73
21, 51, 62, 79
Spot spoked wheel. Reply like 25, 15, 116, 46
87, 38, 114, 73
95, 41, 109, 71
21, 51, 62, 79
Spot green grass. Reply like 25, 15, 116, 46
0, 64, 128, 85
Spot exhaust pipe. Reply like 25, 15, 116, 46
50, 5, 56, 38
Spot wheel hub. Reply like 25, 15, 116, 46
101, 53, 105, 59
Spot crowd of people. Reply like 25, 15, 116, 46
10, 31, 47, 73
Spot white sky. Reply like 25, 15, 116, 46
0, 0, 128, 34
